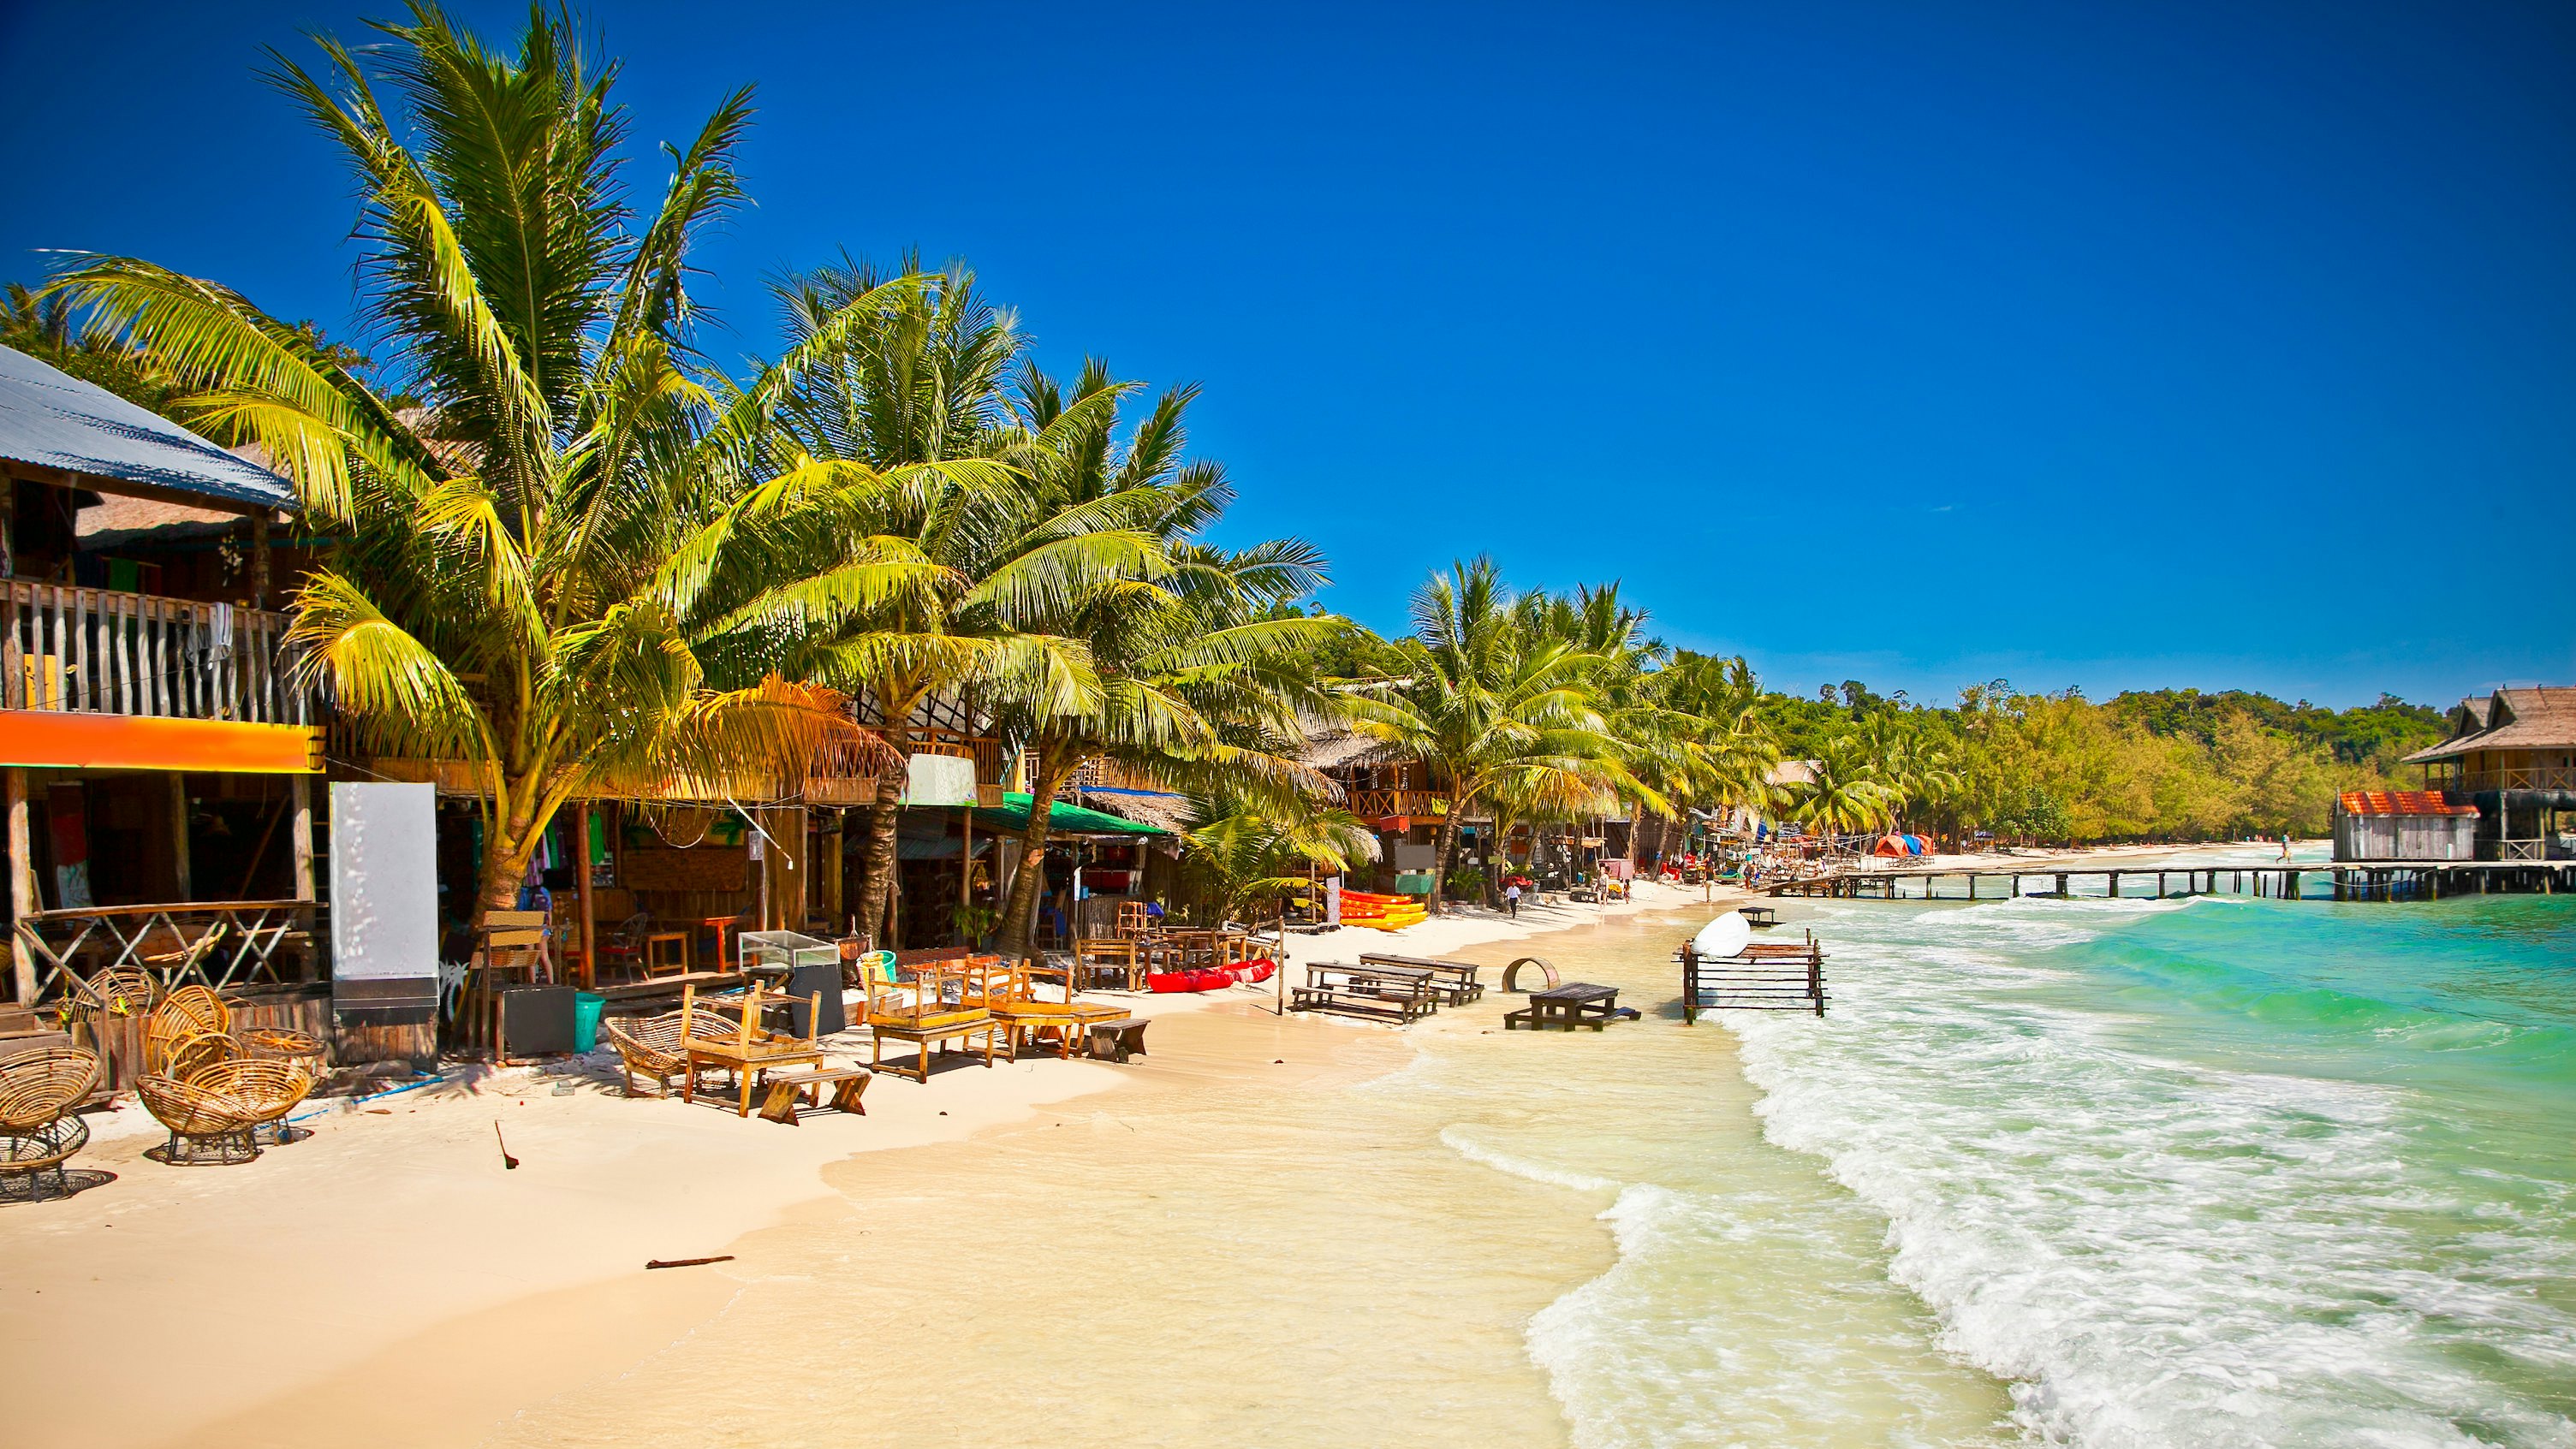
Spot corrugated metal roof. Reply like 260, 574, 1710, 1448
0, 345, 298, 514
2337, 791, 2477, 817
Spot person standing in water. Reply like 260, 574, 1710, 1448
2278, 832, 2293, 861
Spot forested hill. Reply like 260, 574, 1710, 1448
1740, 670, 2456, 842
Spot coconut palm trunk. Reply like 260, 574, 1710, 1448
999, 746, 1076, 959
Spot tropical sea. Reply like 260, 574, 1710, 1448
487, 852, 2575, 1448
1505, 851, 2576, 1448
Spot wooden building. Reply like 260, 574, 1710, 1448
1, 345, 323, 1023
2403, 687, 2576, 862
2330, 791, 2477, 862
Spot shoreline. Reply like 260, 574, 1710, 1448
2, 883, 1687, 1449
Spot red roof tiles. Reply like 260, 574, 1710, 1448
2338, 791, 2477, 817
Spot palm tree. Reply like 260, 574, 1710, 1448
1652, 650, 1782, 861
765, 259, 1145, 943
1350, 559, 1657, 914
1180, 803, 1379, 926
48, 6, 931, 919
1794, 734, 1901, 841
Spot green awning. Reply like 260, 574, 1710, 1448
968, 792, 1169, 837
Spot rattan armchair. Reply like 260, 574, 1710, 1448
144, 986, 231, 1076
0, 1046, 102, 1197
71, 965, 159, 1024
601, 1007, 741, 1098
140, 1057, 313, 1166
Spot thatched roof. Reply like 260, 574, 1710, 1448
2404, 687, 2576, 762
1298, 720, 1389, 771
1071, 787, 1198, 834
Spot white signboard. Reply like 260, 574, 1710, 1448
902, 752, 979, 807
330, 782, 439, 983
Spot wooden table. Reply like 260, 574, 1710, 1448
989, 1000, 1133, 1059
1290, 961, 1436, 1022
1358, 953, 1484, 1004
684, 1036, 826, 1117
756, 1066, 871, 1124
869, 1017, 999, 1083
644, 930, 693, 974
1504, 982, 1633, 1031
702, 915, 751, 968
1072, 936, 1142, 992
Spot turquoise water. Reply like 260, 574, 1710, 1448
1714, 874, 2576, 1446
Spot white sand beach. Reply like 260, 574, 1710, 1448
0, 883, 1696, 1449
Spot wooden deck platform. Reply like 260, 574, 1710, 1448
1680, 930, 1828, 1021
1769, 860, 2573, 903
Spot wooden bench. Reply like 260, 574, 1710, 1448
1290, 962, 1436, 1023
757, 1066, 871, 1124
1083, 1016, 1148, 1062
1503, 982, 1637, 1032
870, 1018, 999, 1083
1358, 953, 1484, 1005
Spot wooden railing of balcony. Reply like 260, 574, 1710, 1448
1350, 788, 1448, 819
2, 579, 306, 724
2429, 763, 2576, 793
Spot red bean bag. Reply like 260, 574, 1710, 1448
1187, 969, 1229, 992
1240, 960, 1276, 983
1146, 971, 1193, 993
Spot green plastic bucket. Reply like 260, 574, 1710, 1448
574, 992, 605, 1053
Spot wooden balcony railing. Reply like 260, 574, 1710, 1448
1072, 757, 1172, 793
1351, 788, 1448, 819
3, 580, 307, 724
2428, 763, 2576, 793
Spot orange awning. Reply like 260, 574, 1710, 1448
0, 711, 322, 773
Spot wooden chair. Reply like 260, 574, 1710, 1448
466, 911, 554, 1052
861, 959, 997, 1084
679, 984, 826, 1118
0, 1045, 102, 1197
1115, 900, 1151, 938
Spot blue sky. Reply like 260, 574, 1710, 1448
6, 1, 2571, 708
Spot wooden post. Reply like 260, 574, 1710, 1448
169, 773, 193, 900
2106, 870, 2120, 900
289, 774, 316, 903
1682, 940, 1698, 1025
575, 801, 597, 990
6, 769, 32, 1003
289, 773, 316, 978
820, 812, 843, 928
250, 512, 271, 609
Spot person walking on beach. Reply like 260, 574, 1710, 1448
1505, 882, 1521, 918
2278, 832, 2293, 862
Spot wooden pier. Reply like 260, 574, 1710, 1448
1769, 859, 2573, 904
1679, 931, 1828, 1022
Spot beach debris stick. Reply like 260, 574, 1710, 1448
495, 1121, 519, 1170
645, 1256, 735, 1270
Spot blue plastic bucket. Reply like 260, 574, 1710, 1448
574, 992, 605, 1053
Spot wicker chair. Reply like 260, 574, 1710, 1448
71, 964, 160, 1023
163, 1030, 239, 1084
0, 1046, 102, 1198
601, 1007, 741, 1098
140, 1058, 313, 1166
145, 986, 231, 1076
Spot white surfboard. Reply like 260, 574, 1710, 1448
1692, 911, 1752, 960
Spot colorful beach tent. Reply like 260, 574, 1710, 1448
968, 793, 1169, 837
1872, 834, 1931, 858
